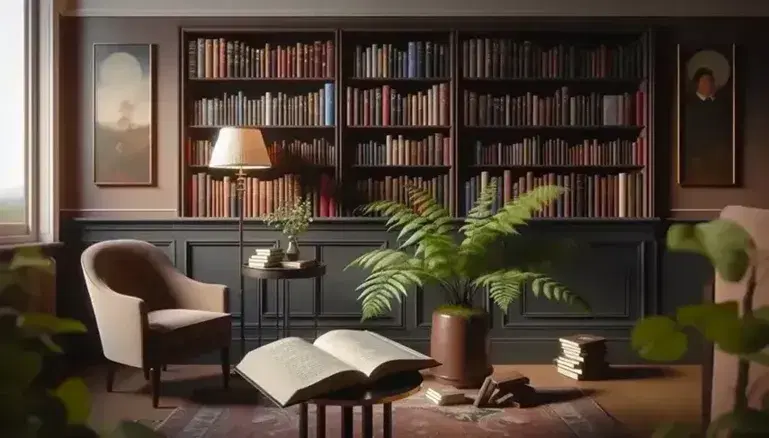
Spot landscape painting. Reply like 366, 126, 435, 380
93, 43, 155, 186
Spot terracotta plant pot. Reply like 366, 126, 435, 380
429, 307, 492, 389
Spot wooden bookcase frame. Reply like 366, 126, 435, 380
178, 26, 656, 220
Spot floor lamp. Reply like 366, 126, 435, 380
208, 127, 272, 360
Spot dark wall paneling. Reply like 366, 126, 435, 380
58, 218, 712, 364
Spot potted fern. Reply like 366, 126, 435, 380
346, 181, 589, 387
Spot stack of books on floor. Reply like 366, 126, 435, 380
555, 334, 609, 381
424, 386, 467, 406
248, 248, 284, 268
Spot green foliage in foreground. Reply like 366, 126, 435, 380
631, 219, 769, 437
345, 181, 589, 320
0, 247, 165, 438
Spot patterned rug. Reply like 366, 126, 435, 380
152, 384, 626, 437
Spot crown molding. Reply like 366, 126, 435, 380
60, 0, 769, 18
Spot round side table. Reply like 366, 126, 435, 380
298, 371, 423, 438
241, 264, 326, 357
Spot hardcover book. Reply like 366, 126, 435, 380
559, 334, 606, 350
235, 330, 440, 408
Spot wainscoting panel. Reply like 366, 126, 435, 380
58, 218, 711, 364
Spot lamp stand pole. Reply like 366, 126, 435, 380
236, 168, 247, 360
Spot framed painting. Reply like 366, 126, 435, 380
676, 43, 739, 187
93, 43, 155, 186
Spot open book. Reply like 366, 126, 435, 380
235, 330, 439, 407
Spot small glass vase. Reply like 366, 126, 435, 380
285, 236, 300, 261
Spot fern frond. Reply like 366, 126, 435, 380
474, 269, 589, 314
474, 270, 537, 311
358, 185, 453, 249
414, 234, 457, 278
461, 185, 564, 255
529, 275, 589, 311
346, 248, 435, 320
395, 184, 454, 249
345, 248, 412, 273
356, 263, 429, 319
458, 179, 499, 237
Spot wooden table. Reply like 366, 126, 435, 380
241, 264, 326, 356
298, 371, 423, 438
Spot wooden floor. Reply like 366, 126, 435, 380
86, 364, 701, 437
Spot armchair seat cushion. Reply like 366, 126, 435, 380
147, 309, 231, 362
148, 309, 229, 332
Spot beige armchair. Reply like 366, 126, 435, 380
709, 206, 769, 422
81, 239, 232, 407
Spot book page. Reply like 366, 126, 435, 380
313, 330, 439, 379
235, 337, 364, 406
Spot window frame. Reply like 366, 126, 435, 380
0, 0, 39, 245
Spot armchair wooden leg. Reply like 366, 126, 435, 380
143, 368, 150, 380
105, 361, 116, 393
151, 366, 161, 408
220, 347, 230, 389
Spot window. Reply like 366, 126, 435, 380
0, 0, 34, 242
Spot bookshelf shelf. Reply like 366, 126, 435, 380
469, 165, 644, 170
352, 165, 452, 170
188, 125, 335, 129
346, 125, 451, 129
188, 77, 335, 82
460, 77, 645, 83
179, 27, 655, 220
348, 77, 452, 82
463, 125, 642, 130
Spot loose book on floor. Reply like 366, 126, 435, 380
235, 330, 440, 407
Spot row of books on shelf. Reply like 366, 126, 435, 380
461, 38, 647, 80
345, 84, 450, 127
188, 173, 338, 218
188, 86, 646, 129
356, 174, 453, 215
186, 37, 646, 82
191, 87, 335, 127
472, 137, 647, 167
186, 138, 336, 167
463, 88, 646, 128
355, 133, 452, 167
464, 170, 648, 218
555, 334, 609, 381
188, 38, 335, 79
352, 42, 451, 79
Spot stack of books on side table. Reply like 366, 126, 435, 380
248, 248, 284, 268
554, 334, 609, 381
281, 259, 318, 269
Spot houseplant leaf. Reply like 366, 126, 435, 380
52, 377, 91, 425
0, 343, 42, 390
667, 220, 754, 282
18, 312, 87, 335
652, 422, 697, 438
707, 409, 769, 438
631, 316, 688, 361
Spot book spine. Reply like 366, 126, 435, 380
189, 38, 335, 79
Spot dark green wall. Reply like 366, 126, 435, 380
58, 218, 712, 365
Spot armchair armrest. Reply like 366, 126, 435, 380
89, 283, 148, 369
167, 271, 229, 313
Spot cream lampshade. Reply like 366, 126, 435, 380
208, 127, 272, 170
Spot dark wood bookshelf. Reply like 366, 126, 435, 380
179, 27, 655, 220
